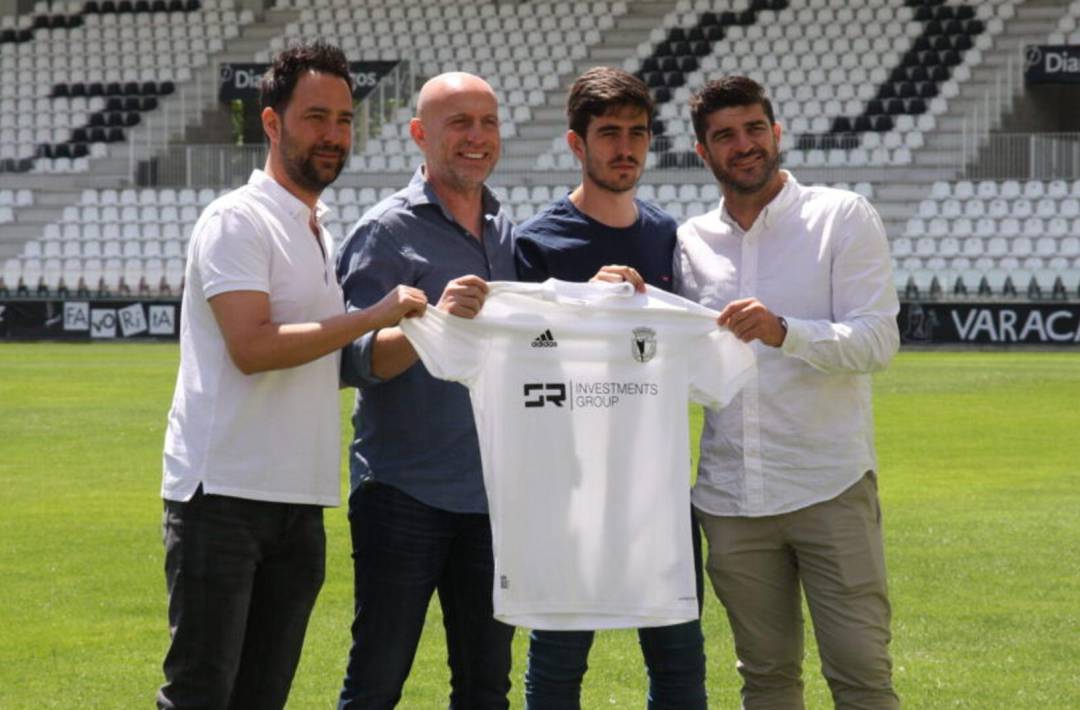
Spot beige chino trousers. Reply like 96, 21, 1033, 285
696, 472, 900, 710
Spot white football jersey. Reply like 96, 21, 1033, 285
400, 279, 755, 630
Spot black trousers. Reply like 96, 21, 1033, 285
157, 487, 326, 710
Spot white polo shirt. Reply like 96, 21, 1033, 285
401, 280, 755, 630
676, 172, 900, 518
162, 170, 344, 506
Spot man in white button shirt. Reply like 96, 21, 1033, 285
158, 43, 425, 710
675, 76, 901, 709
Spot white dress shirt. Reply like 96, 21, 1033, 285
676, 172, 900, 517
162, 170, 344, 506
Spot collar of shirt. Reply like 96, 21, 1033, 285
716, 170, 799, 234
248, 169, 332, 231
403, 166, 503, 228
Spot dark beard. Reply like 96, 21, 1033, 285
709, 149, 781, 195
284, 145, 347, 193
584, 160, 640, 195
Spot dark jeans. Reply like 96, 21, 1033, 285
338, 482, 515, 710
524, 508, 707, 710
157, 487, 326, 710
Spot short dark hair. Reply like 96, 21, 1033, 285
689, 75, 776, 143
566, 67, 655, 137
259, 40, 353, 114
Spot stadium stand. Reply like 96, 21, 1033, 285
0, 0, 1078, 302
609, 0, 1014, 170
0, 0, 253, 173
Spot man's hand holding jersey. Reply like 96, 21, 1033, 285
588, 266, 786, 348
716, 298, 787, 347
589, 265, 646, 293
369, 275, 489, 380
438, 275, 490, 318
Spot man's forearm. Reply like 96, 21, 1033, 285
231, 309, 386, 375
371, 326, 420, 380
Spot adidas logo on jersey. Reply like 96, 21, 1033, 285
531, 329, 558, 348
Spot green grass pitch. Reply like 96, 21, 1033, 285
1, 344, 1077, 708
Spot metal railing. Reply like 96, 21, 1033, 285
960, 48, 1022, 174
354, 61, 417, 153
126, 61, 218, 186
961, 132, 1080, 180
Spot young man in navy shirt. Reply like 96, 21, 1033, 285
514, 66, 707, 710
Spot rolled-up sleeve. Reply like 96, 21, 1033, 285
780, 197, 900, 374
336, 219, 414, 388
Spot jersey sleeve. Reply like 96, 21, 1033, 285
399, 308, 489, 387
687, 328, 756, 409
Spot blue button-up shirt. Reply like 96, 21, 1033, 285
336, 168, 517, 513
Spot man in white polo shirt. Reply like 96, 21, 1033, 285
676, 76, 901, 709
157, 42, 425, 710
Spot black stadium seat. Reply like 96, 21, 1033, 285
871, 115, 893, 132
662, 71, 684, 87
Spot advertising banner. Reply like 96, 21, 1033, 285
0, 299, 180, 340
218, 61, 400, 102
900, 302, 1080, 345
1024, 45, 1080, 84
4, 300, 1078, 346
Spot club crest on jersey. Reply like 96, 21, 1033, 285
631, 327, 657, 363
